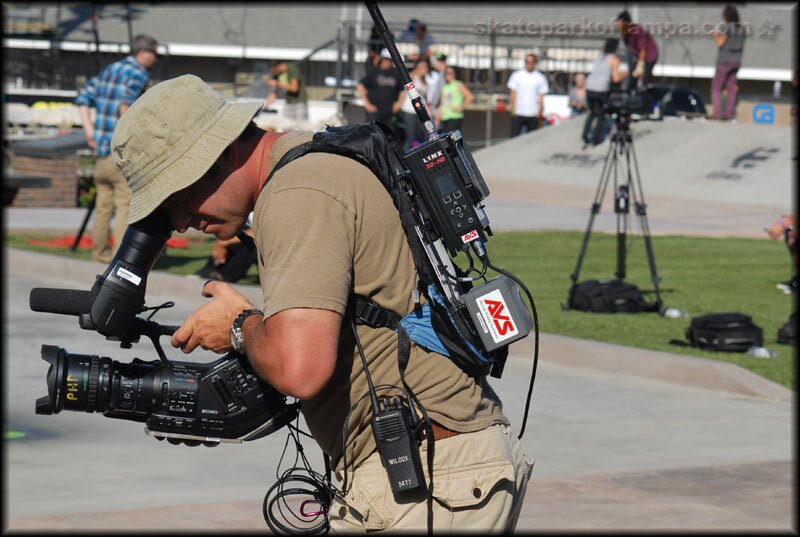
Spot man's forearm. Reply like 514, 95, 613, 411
241, 309, 340, 401
78, 105, 92, 132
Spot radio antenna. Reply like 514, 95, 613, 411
364, 1, 437, 139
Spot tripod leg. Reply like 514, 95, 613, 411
615, 140, 631, 281
628, 137, 663, 310
567, 138, 616, 307
71, 194, 96, 252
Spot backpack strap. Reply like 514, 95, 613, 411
349, 295, 402, 331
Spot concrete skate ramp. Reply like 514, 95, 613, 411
473, 117, 794, 237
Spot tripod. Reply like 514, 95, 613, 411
567, 113, 663, 312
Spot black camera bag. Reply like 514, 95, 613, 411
568, 279, 654, 313
776, 311, 797, 346
685, 312, 763, 352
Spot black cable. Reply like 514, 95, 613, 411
263, 407, 336, 535
485, 259, 539, 440
443, 249, 488, 283
469, 241, 539, 440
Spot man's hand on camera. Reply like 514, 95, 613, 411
171, 280, 256, 354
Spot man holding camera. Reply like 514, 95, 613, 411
111, 74, 533, 532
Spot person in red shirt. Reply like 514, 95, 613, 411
616, 10, 659, 90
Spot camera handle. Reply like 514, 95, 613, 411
78, 311, 178, 363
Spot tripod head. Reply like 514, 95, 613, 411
607, 113, 634, 144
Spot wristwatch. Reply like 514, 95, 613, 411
230, 308, 263, 354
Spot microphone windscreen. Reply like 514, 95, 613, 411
29, 287, 92, 316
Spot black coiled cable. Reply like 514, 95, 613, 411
263, 417, 336, 535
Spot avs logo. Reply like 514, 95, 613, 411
476, 289, 518, 344
461, 229, 479, 244
752, 104, 775, 124
404, 82, 416, 91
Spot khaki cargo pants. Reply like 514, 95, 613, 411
91, 155, 132, 263
329, 424, 534, 533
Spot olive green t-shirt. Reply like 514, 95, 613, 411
253, 130, 508, 473
279, 63, 307, 105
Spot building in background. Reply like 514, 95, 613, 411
3, 3, 795, 102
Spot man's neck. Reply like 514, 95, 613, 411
253, 131, 286, 204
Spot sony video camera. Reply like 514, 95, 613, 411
29, 210, 298, 446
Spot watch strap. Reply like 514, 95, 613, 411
231, 308, 263, 353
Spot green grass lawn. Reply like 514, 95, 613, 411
6, 229, 796, 389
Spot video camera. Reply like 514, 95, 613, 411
29, 210, 299, 446
604, 88, 652, 117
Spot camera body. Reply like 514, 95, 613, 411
605, 88, 651, 116
30, 210, 297, 446
36, 344, 298, 446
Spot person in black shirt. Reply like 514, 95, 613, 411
357, 48, 403, 129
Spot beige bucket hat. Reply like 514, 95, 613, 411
112, 74, 263, 224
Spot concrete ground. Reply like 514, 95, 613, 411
3, 118, 796, 533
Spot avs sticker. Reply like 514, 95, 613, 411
461, 230, 479, 244
404, 82, 421, 100
116, 266, 142, 286
475, 289, 518, 343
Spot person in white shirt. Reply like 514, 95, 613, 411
425, 52, 447, 127
507, 53, 549, 137
398, 58, 429, 150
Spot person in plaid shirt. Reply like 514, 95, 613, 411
75, 34, 158, 263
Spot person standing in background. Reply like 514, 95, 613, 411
616, 11, 659, 90
568, 73, 589, 116
399, 19, 434, 61
357, 48, 404, 132
582, 38, 628, 147
425, 52, 447, 128
75, 33, 158, 263
507, 53, 549, 137
398, 59, 429, 150
436, 65, 474, 132
263, 60, 309, 120
710, 5, 746, 120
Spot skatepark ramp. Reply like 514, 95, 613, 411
472, 116, 794, 237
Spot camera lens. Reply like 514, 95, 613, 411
36, 344, 161, 420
